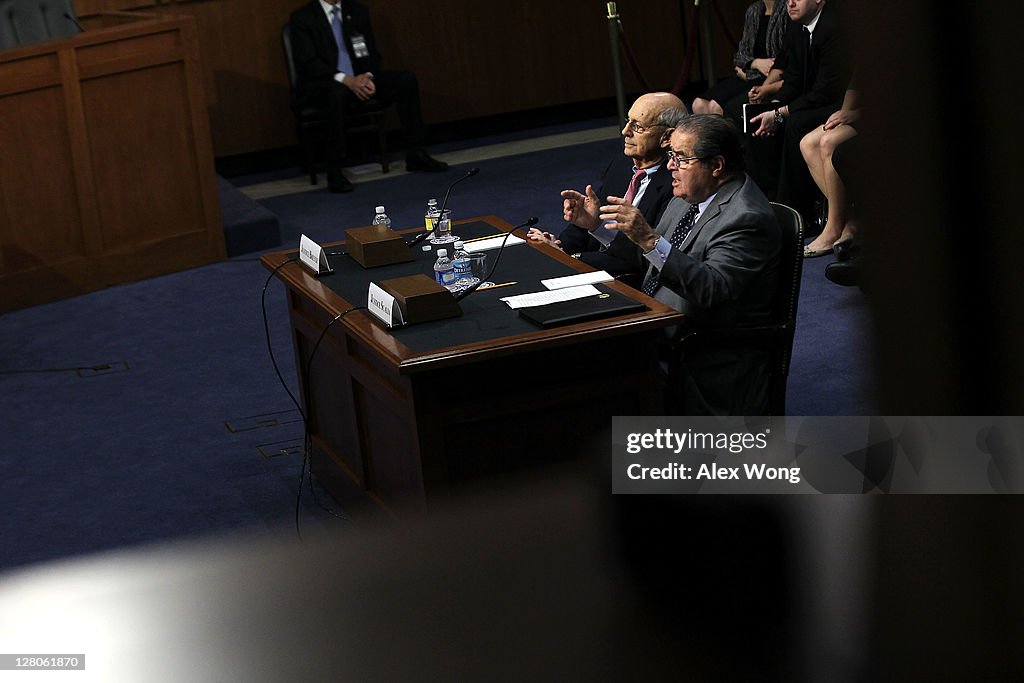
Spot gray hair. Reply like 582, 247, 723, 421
657, 105, 690, 130
675, 114, 747, 175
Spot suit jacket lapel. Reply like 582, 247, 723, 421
637, 163, 669, 217
679, 177, 742, 250
314, 2, 338, 59
656, 199, 687, 238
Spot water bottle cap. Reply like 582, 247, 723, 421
421, 245, 432, 251
375, 205, 385, 213
454, 241, 463, 249
436, 249, 447, 257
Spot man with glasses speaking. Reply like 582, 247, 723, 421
530, 93, 688, 286
566, 115, 781, 415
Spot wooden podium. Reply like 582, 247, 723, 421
0, 12, 224, 313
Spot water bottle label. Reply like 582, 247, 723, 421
453, 259, 472, 278
435, 267, 456, 285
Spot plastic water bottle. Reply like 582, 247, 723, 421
451, 240, 476, 288
433, 248, 456, 289
372, 205, 391, 228
425, 198, 438, 231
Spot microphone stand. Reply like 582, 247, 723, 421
407, 167, 480, 247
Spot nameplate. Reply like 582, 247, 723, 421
298, 234, 333, 276
367, 282, 404, 327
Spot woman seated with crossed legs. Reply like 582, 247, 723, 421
799, 87, 860, 258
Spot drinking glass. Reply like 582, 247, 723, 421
429, 209, 457, 244
468, 252, 491, 287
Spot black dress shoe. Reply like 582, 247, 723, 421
825, 259, 861, 287
405, 150, 448, 172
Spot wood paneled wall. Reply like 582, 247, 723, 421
72, 0, 753, 157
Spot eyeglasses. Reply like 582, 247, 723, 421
623, 118, 664, 135
666, 150, 705, 167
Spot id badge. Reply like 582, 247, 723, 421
351, 34, 369, 59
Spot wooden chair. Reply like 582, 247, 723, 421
280, 24, 390, 185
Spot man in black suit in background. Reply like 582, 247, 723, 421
528, 92, 688, 285
289, 0, 448, 192
747, 0, 848, 225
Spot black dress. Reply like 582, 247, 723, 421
698, 9, 771, 109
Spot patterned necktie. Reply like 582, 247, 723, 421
623, 168, 646, 204
641, 203, 700, 297
331, 7, 354, 75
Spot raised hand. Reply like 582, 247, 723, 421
599, 196, 658, 251
560, 184, 601, 231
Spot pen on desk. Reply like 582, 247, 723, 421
480, 281, 517, 291
463, 234, 506, 243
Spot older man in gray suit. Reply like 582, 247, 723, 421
563, 115, 781, 415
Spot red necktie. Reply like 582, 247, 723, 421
623, 168, 646, 204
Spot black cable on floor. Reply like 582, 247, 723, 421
295, 306, 365, 539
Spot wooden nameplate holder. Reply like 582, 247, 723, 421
379, 274, 462, 325
345, 226, 414, 267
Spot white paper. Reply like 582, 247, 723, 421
541, 270, 613, 290
463, 235, 526, 252
500, 284, 601, 309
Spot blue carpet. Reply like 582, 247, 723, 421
259, 137, 624, 247
0, 261, 338, 571
0, 132, 876, 573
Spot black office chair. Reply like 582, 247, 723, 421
280, 24, 391, 185
669, 202, 804, 416
0, 0, 81, 50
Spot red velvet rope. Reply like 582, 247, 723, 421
616, 20, 653, 92
670, 2, 702, 95
618, 2, 742, 97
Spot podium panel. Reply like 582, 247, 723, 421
0, 13, 224, 312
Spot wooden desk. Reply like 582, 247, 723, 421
262, 216, 683, 518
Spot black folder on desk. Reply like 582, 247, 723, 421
516, 291, 647, 328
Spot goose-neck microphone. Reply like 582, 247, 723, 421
455, 217, 538, 302
407, 167, 480, 247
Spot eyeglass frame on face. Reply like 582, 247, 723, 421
666, 149, 707, 168
622, 118, 664, 135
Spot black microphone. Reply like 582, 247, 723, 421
407, 167, 480, 247
455, 217, 538, 302
64, 12, 85, 32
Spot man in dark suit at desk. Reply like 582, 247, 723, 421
566, 115, 781, 414
289, 0, 448, 193
528, 92, 688, 285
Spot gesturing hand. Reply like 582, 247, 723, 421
560, 184, 601, 231
599, 196, 658, 251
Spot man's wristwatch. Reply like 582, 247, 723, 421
774, 108, 785, 126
